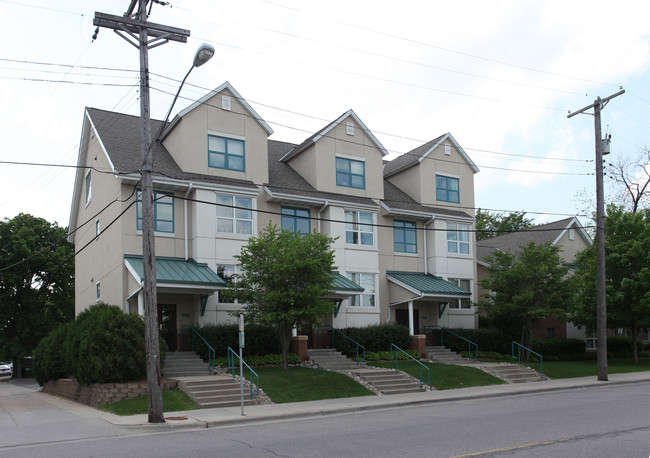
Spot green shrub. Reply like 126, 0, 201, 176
66, 303, 148, 385
607, 336, 643, 357
531, 338, 586, 357
191, 323, 281, 361
335, 324, 410, 356
32, 323, 72, 386
364, 349, 419, 361
217, 353, 301, 367
440, 328, 511, 354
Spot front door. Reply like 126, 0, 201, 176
158, 304, 177, 351
395, 308, 419, 334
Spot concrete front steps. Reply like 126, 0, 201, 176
483, 363, 543, 383
426, 346, 475, 365
309, 348, 360, 371
350, 368, 428, 395
163, 351, 211, 378
177, 376, 259, 408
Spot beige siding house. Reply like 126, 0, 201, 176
68, 82, 479, 349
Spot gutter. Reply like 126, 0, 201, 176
184, 183, 193, 261
423, 215, 435, 274
317, 201, 329, 232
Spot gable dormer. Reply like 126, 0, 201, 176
384, 133, 479, 213
280, 110, 388, 200
160, 82, 273, 185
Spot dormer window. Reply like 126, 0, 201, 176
336, 157, 365, 189
208, 135, 245, 172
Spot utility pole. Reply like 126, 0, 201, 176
568, 88, 624, 382
93, 1, 190, 423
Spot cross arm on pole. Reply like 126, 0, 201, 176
567, 88, 625, 118
93, 12, 190, 43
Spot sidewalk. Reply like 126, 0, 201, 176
97, 370, 650, 431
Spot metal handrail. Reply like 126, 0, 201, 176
227, 347, 260, 399
424, 324, 479, 359
390, 344, 430, 388
512, 341, 543, 380
316, 325, 366, 365
181, 325, 215, 370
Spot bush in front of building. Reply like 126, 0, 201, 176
336, 324, 410, 356
32, 323, 72, 385
193, 323, 281, 361
531, 338, 587, 360
443, 328, 512, 355
607, 336, 644, 358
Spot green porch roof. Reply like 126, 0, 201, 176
125, 255, 226, 287
331, 272, 364, 292
386, 271, 471, 297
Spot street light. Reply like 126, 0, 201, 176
141, 42, 214, 422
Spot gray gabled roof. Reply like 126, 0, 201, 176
476, 217, 592, 262
383, 132, 479, 178
280, 109, 388, 162
382, 180, 472, 220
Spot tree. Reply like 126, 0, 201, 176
607, 148, 650, 214
226, 223, 336, 370
475, 209, 535, 241
0, 214, 74, 376
477, 242, 574, 355
571, 205, 650, 362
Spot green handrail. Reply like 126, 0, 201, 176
425, 325, 479, 359
227, 347, 260, 400
181, 325, 215, 370
512, 341, 543, 380
316, 325, 366, 365
390, 344, 430, 388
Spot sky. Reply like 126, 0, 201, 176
1, 0, 649, 230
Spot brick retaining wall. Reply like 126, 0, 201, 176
42, 378, 178, 407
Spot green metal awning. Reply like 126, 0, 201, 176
324, 272, 364, 301
387, 271, 471, 298
125, 255, 226, 290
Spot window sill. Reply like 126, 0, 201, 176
394, 251, 418, 257
136, 230, 176, 238
344, 243, 377, 251
345, 307, 378, 313
216, 232, 254, 241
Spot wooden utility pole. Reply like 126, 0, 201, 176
94, 1, 190, 423
568, 88, 624, 382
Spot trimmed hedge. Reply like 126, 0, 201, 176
335, 324, 410, 356
440, 328, 512, 355
33, 303, 166, 386
191, 323, 281, 361
607, 336, 643, 358
531, 338, 586, 358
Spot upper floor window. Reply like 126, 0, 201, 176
281, 207, 310, 234
336, 157, 365, 189
436, 175, 459, 203
85, 170, 92, 205
136, 190, 174, 233
216, 265, 238, 303
216, 194, 253, 235
96, 282, 101, 301
208, 135, 245, 172
394, 220, 417, 253
448, 278, 471, 309
346, 272, 376, 307
447, 222, 470, 254
345, 210, 373, 246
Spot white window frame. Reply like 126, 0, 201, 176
447, 222, 470, 254
345, 210, 374, 246
346, 272, 376, 307
85, 170, 92, 205
448, 278, 472, 309
95, 219, 100, 237
216, 194, 253, 235
216, 265, 239, 304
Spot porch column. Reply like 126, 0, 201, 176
408, 300, 414, 336
138, 291, 144, 317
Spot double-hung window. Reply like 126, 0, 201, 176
216, 265, 237, 303
346, 272, 376, 307
85, 170, 92, 205
436, 175, 460, 203
136, 190, 174, 233
394, 220, 417, 253
345, 210, 373, 246
448, 278, 471, 309
447, 222, 470, 254
216, 194, 253, 235
281, 207, 310, 234
336, 157, 365, 189
208, 135, 245, 171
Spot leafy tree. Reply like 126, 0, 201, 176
226, 223, 336, 370
571, 205, 650, 362
0, 214, 74, 375
475, 209, 535, 241
477, 242, 574, 356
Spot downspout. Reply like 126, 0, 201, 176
423, 215, 435, 274
317, 201, 329, 232
184, 183, 193, 261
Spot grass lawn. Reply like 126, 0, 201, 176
98, 389, 200, 416
526, 358, 650, 379
368, 361, 506, 390
233, 366, 375, 403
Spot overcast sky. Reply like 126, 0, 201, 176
1, 0, 649, 230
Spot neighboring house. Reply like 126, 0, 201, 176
68, 82, 479, 350
476, 217, 593, 345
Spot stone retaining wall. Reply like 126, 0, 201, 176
42, 378, 178, 407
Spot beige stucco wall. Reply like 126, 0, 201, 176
162, 89, 269, 185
